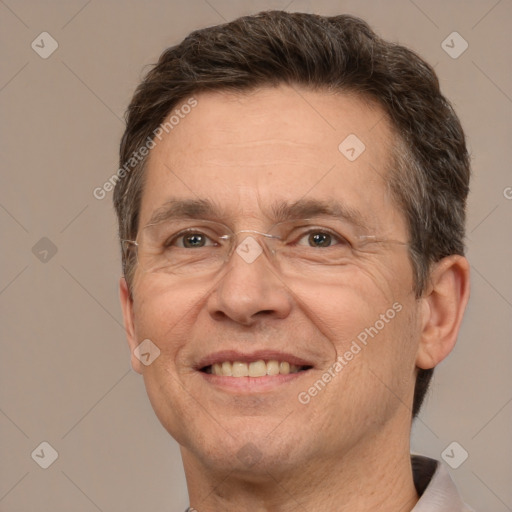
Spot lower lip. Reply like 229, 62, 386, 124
200, 371, 309, 393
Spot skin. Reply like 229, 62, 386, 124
120, 85, 470, 511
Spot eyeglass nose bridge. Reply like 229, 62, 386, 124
220, 228, 283, 265
236, 229, 281, 238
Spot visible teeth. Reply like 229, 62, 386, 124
279, 361, 290, 375
266, 360, 280, 375
232, 361, 249, 377
208, 359, 306, 377
221, 361, 232, 376
249, 360, 267, 377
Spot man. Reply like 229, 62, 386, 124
114, 11, 473, 511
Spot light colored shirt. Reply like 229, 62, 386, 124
185, 455, 475, 511
411, 455, 475, 511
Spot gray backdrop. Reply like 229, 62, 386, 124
1, 0, 511, 511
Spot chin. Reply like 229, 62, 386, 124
194, 425, 312, 477
202, 444, 298, 481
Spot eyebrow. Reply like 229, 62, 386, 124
147, 198, 228, 226
271, 198, 369, 230
146, 197, 370, 231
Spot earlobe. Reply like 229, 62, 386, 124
416, 255, 470, 370
119, 277, 143, 374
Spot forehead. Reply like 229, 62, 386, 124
140, 86, 406, 235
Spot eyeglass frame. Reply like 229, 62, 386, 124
121, 217, 410, 276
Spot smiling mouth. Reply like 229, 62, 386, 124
201, 360, 312, 377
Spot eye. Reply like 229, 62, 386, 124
167, 229, 218, 249
295, 229, 350, 248
306, 232, 333, 248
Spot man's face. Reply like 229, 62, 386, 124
122, 86, 421, 477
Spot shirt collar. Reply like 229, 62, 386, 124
411, 455, 475, 512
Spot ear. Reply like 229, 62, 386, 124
416, 255, 470, 370
119, 277, 143, 374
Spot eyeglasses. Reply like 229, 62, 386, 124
122, 218, 409, 277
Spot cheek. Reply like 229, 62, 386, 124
129, 279, 207, 390
290, 258, 411, 345
292, 263, 419, 400
130, 279, 209, 441
318, 300, 419, 430
141, 362, 192, 446
348, 298, 420, 401
131, 277, 205, 337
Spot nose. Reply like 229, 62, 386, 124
206, 235, 293, 326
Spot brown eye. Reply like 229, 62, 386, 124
294, 229, 349, 248
182, 233, 207, 248
308, 232, 333, 248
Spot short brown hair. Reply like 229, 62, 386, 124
114, 11, 470, 417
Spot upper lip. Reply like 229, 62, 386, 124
196, 350, 315, 370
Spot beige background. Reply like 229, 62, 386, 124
1, 0, 511, 511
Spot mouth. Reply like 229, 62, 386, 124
196, 351, 314, 391
201, 359, 312, 377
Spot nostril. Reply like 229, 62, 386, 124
255, 310, 275, 317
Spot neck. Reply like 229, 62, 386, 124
182, 417, 419, 512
